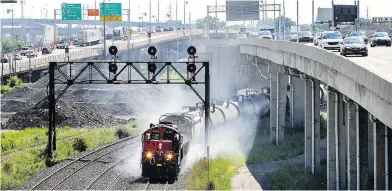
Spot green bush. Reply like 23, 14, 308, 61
72, 138, 88, 152
7, 76, 23, 88
115, 128, 130, 139
1, 85, 12, 94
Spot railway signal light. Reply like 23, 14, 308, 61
148, 46, 157, 56
187, 46, 196, 56
148, 63, 157, 73
109, 63, 118, 74
109, 46, 118, 55
187, 63, 196, 73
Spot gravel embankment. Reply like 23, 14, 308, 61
1, 59, 199, 129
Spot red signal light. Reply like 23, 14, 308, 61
187, 64, 196, 73
148, 63, 157, 73
109, 46, 118, 55
187, 46, 196, 56
109, 63, 118, 73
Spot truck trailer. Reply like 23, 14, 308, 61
113, 27, 127, 40
78, 29, 101, 46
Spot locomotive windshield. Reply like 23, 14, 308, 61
152, 133, 160, 140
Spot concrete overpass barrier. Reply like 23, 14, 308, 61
233, 38, 392, 128
2, 30, 203, 76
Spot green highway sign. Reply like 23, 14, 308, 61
62, 3, 82, 20
100, 3, 122, 17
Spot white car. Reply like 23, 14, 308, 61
258, 31, 273, 39
139, 31, 147, 35
319, 31, 343, 50
313, 32, 323, 46
235, 33, 248, 39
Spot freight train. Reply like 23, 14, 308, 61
140, 88, 272, 181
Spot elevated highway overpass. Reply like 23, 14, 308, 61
1, 30, 203, 77
0, 18, 189, 28
197, 37, 392, 190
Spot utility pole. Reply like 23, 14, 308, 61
169, 1, 172, 21
296, 0, 299, 37
95, 0, 97, 29
283, 0, 286, 40
158, 0, 160, 23
184, 1, 188, 25
103, 0, 107, 57
312, 0, 314, 35
357, 0, 360, 30
176, 0, 178, 23
332, 0, 335, 28
366, 6, 369, 20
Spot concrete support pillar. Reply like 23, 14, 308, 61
373, 120, 386, 190
368, 114, 375, 189
304, 78, 321, 174
327, 90, 339, 190
304, 79, 312, 173
292, 77, 305, 127
270, 63, 278, 143
346, 101, 359, 190
388, 127, 392, 190
269, 63, 287, 144
338, 94, 347, 190
276, 66, 288, 144
358, 106, 369, 190
314, 80, 321, 173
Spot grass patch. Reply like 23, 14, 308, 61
187, 119, 306, 190
245, 132, 304, 163
187, 155, 245, 190
270, 160, 327, 190
0, 123, 140, 190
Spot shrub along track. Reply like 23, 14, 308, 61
20, 135, 140, 190
1, 130, 97, 159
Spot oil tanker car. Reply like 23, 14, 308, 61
140, 89, 271, 181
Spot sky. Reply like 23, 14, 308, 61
1, 0, 391, 24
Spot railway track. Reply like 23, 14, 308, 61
30, 135, 140, 190
144, 180, 169, 191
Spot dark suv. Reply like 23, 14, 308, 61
350, 31, 368, 44
298, 31, 313, 43
42, 46, 53, 54
370, 32, 391, 47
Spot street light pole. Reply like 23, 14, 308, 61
158, 0, 160, 23
7, 9, 14, 74
183, 1, 188, 25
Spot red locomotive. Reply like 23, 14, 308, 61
141, 122, 189, 181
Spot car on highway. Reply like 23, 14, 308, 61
319, 31, 343, 50
370, 32, 391, 47
26, 50, 37, 58
168, 28, 175, 31
13, 54, 22, 60
339, 37, 368, 57
20, 46, 31, 56
313, 32, 323, 46
156, 28, 163, 32
140, 31, 147, 35
258, 31, 273, 39
42, 46, 53, 55
350, 31, 368, 44
177, 28, 182, 31
163, 28, 169, 32
289, 33, 298, 42
235, 33, 248, 39
56, 43, 68, 49
1, 58, 8, 63
298, 31, 313, 43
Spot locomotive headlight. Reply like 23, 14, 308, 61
146, 151, 153, 159
166, 153, 173, 160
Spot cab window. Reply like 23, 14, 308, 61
163, 130, 174, 140
145, 133, 151, 140
152, 133, 160, 140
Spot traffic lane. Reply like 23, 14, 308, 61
304, 42, 392, 83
